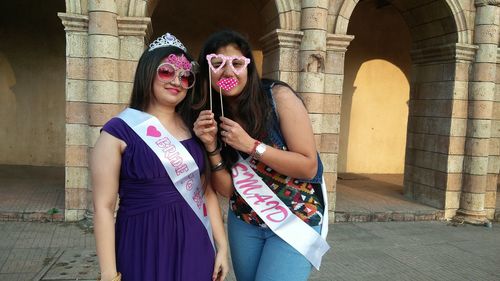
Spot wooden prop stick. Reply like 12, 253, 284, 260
209, 69, 213, 111
219, 86, 224, 118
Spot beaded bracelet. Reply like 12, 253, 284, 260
211, 160, 226, 172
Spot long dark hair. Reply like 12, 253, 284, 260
129, 46, 196, 125
193, 30, 272, 168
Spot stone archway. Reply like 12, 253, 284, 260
60, 0, 152, 221
0, 0, 66, 220
331, 0, 472, 43
327, 0, 479, 219
60, 0, 285, 220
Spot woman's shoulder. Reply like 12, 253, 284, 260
101, 117, 133, 143
269, 86, 303, 111
102, 117, 127, 131
261, 79, 299, 98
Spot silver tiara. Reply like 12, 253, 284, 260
148, 33, 187, 52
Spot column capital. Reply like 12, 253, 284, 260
326, 33, 354, 52
117, 16, 152, 40
301, 0, 329, 9
411, 43, 478, 64
475, 0, 500, 7
260, 29, 304, 54
58, 13, 89, 33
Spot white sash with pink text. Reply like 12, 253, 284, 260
232, 156, 330, 269
118, 108, 214, 248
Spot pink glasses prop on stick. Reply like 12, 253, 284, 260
206, 53, 251, 117
206, 54, 250, 76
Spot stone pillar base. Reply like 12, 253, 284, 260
453, 209, 489, 225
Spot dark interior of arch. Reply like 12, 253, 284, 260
361, 0, 459, 48
150, 0, 267, 56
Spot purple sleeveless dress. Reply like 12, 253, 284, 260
102, 118, 215, 281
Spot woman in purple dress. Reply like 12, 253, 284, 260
91, 33, 229, 281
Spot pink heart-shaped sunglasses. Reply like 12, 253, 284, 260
206, 54, 250, 75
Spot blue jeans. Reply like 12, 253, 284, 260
228, 210, 321, 281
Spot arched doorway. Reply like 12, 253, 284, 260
0, 0, 66, 220
149, 0, 267, 72
334, 0, 473, 221
142, 0, 280, 221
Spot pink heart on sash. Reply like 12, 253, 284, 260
146, 126, 161, 137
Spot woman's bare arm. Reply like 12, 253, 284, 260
91, 131, 123, 281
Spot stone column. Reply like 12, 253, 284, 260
298, 0, 336, 210
323, 34, 354, 213
489, 50, 500, 220
456, 0, 500, 224
298, 0, 328, 97
406, 43, 476, 219
116, 16, 151, 102
85, 0, 121, 222
259, 29, 303, 89
58, 12, 90, 221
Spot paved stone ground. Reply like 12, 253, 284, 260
0, 165, 64, 221
1, 166, 499, 280
1, 220, 499, 281
335, 174, 446, 222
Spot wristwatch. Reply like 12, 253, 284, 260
253, 142, 267, 160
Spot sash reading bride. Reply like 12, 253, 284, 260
118, 108, 214, 248
232, 155, 330, 269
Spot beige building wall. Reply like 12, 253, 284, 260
338, 1, 411, 174
1, 0, 494, 222
0, 1, 66, 166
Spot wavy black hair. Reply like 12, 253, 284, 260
192, 30, 272, 168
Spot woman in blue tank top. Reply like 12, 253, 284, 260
192, 30, 327, 281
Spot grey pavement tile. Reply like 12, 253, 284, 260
84, 232, 96, 249
0, 165, 64, 217
0, 273, 36, 281
330, 225, 383, 242
327, 223, 380, 242
0, 249, 11, 273
1, 248, 52, 274
422, 268, 499, 281
0, 221, 499, 281
41, 249, 99, 281
341, 249, 413, 274
353, 221, 494, 246
451, 240, 500, 262
14, 223, 56, 248
50, 223, 92, 249
0, 222, 24, 248
390, 243, 500, 281
383, 246, 443, 271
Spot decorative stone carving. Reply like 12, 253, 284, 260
58, 13, 89, 32
326, 34, 354, 52
260, 29, 303, 54
475, 0, 500, 7
304, 53, 325, 73
411, 43, 478, 64
117, 16, 152, 39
